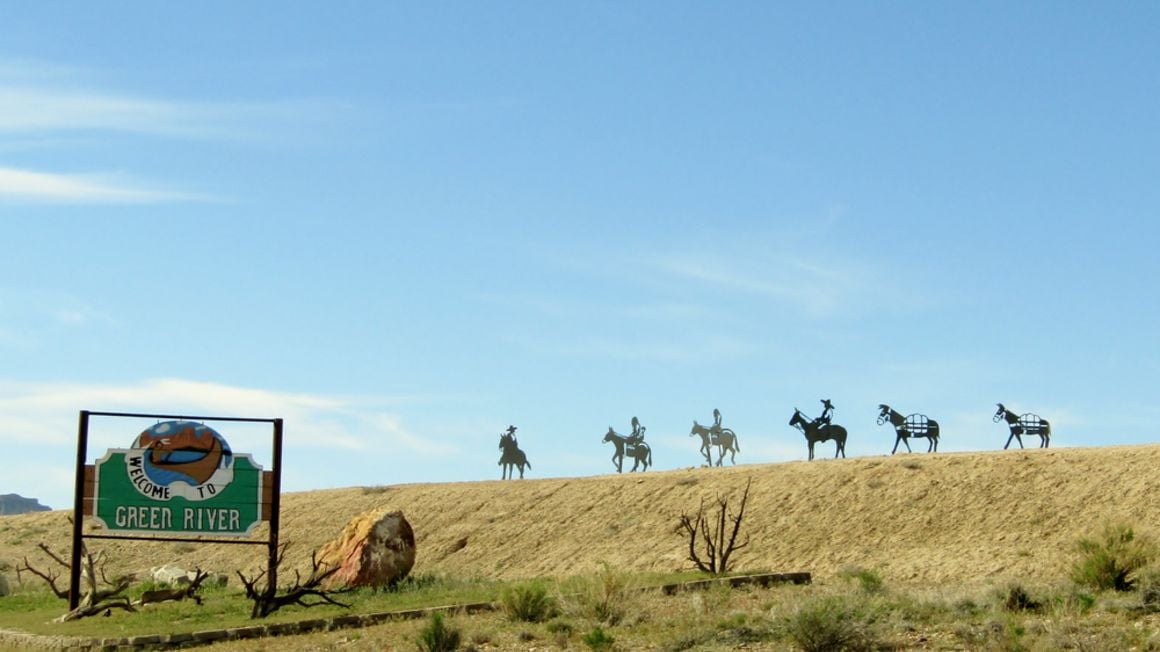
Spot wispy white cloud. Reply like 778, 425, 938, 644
485, 242, 861, 363
0, 57, 351, 205
366, 413, 457, 456
0, 58, 82, 87
0, 289, 118, 353
0, 86, 349, 142
530, 334, 756, 364
0, 167, 214, 204
479, 292, 737, 328
0, 378, 445, 509
0, 87, 197, 137
549, 232, 881, 319
647, 250, 872, 317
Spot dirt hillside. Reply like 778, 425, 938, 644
3, 445, 1158, 589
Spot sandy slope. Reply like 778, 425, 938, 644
2, 445, 1157, 589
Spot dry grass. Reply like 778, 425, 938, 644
131, 579, 1160, 651
3, 444, 1160, 649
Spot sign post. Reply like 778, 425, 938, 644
69, 411, 282, 610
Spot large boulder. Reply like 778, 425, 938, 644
318, 509, 415, 589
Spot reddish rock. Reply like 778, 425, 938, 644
318, 509, 416, 589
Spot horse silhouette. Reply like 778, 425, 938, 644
994, 403, 1050, 449
789, 408, 847, 461
498, 432, 531, 479
602, 427, 651, 473
689, 420, 740, 466
877, 404, 940, 454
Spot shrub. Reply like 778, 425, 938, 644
547, 619, 575, 648
839, 566, 884, 594
1065, 590, 1097, 614
546, 619, 574, 636
783, 596, 877, 652
1071, 523, 1157, 592
582, 626, 615, 650
390, 574, 441, 593
500, 581, 558, 623
416, 611, 460, 652
1000, 584, 1041, 612
954, 597, 982, 617
569, 563, 631, 626
989, 618, 1029, 652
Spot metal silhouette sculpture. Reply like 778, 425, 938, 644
689, 410, 740, 466
498, 426, 531, 479
630, 416, 647, 442
877, 404, 940, 454
789, 399, 847, 460
603, 425, 652, 473
994, 403, 1051, 449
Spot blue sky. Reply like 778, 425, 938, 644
3, 3, 1159, 510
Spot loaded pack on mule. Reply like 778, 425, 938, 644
994, 403, 1051, 449
877, 404, 941, 454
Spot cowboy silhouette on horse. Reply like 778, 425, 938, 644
498, 425, 518, 465
813, 399, 835, 428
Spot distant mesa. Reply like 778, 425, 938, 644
0, 493, 52, 515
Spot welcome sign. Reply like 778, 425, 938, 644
91, 421, 265, 536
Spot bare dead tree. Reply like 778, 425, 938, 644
17, 543, 71, 600
136, 568, 211, 607
18, 542, 136, 621
676, 478, 752, 575
236, 544, 350, 618
58, 548, 136, 622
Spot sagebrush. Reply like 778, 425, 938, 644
1071, 523, 1156, 592
500, 580, 558, 623
416, 611, 460, 652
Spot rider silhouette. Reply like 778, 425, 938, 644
813, 399, 834, 428
499, 425, 518, 466
712, 408, 723, 432
629, 417, 645, 444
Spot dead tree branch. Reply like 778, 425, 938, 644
18, 542, 137, 620
56, 546, 136, 622
676, 478, 752, 575
237, 544, 350, 618
17, 544, 69, 600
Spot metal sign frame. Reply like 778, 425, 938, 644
69, 410, 283, 610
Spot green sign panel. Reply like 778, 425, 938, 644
92, 421, 264, 536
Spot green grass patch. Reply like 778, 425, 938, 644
0, 575, 501, 638
500, 580, 558, 622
